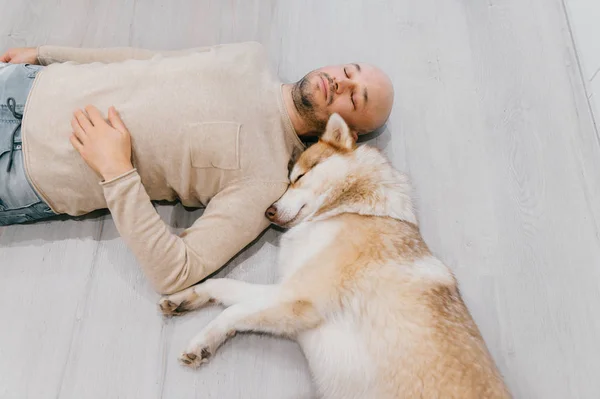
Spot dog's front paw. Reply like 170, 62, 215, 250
179, 347, 212, 368
158, 285, 213, 317
159, 297, 193, 317
158, 298, 178, 316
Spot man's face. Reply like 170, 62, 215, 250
291, 63, 394, 136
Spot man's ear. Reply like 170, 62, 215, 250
321, 113, 356, 150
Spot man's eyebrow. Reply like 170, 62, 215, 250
352, 63, 368, 106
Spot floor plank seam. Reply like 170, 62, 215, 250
55, 219, 105, 398
560, 0, 600, 145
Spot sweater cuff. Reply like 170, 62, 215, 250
99, 168, 138, 187
36, 46, 50, 66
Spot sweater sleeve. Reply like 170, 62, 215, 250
100, 170, 287, 295
36, 45, 212, 65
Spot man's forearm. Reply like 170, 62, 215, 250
100, 170, 286, 295
100, 170, 208, 294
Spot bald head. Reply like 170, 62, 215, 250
352, 63, 394, 132
286, 62, 394, 137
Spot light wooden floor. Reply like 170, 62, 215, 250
1, 1, 599, 398
565, 0, 600, 122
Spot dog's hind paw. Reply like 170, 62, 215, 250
179, 347, 211, 368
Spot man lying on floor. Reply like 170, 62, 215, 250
0, 43, 393, 294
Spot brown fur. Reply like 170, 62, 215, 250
160, 114, 511, 399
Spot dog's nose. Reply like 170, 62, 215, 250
265, 205, 277, 220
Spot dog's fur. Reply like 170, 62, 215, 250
159, 114, 511, 399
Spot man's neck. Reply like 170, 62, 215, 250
281, 84, 316, 137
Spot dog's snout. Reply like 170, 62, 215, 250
265, 205, 277, 220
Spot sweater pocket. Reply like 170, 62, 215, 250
188, 122, 241, 170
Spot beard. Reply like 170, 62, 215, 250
291, 72, 328, 133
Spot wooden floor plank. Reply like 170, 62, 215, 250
1, 0, 599, 398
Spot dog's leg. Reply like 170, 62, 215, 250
179, 295, 321, 368
159, 278, 274, 316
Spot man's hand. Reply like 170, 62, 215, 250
70, 105, 134, 182
0, 47, 39, 64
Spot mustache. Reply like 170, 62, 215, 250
323, 73, 334, 105
297, 72, 334, 106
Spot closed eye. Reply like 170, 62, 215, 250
294, 173, 305, 184
344, 68, 356, 109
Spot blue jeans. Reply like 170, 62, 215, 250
0, 63, 56, 226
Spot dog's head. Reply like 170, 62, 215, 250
266, 114, 416, 228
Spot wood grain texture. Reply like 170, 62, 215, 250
1, 0, 599, 398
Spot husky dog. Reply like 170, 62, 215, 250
159, 114, 511, 399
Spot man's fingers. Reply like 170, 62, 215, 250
108, 106, 129, 134
74, 109, 95, 131
0, 52, 10, 63
69, 134, 84, 154
85, 105, 105, 126
71, 117, 87, 143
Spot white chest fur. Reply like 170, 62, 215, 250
277, 219, 342, 280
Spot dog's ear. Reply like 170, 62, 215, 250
287, 145, 303, 172
321, 113, 356, 150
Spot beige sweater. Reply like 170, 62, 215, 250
22, 42, 304, 294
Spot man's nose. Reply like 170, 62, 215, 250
334, 78, 355, 94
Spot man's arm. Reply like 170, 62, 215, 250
0, 45, 212, 65
36, 45, 212, 65
102, 173, 286, 294
68, 105, 285, 294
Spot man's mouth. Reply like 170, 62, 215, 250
320, 76, 328, 102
